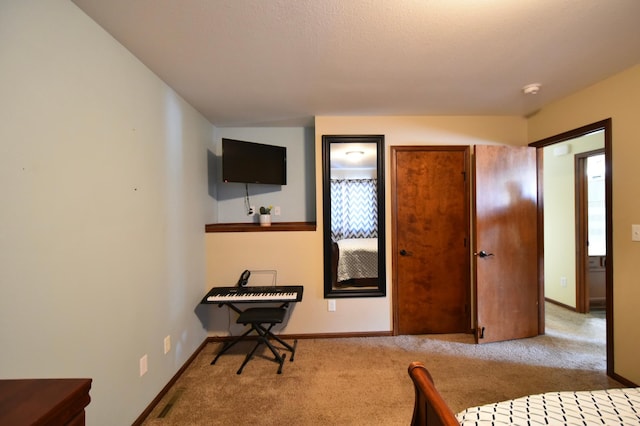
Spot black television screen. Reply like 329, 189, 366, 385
222, 138, 287, 185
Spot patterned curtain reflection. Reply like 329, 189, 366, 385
331, 179, 378, 241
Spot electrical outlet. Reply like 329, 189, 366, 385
328, 299, 336, 312
164, 335, 171, 354
139, 354, 148, 377
247, 205, 255, 216
273, 206, 281, 216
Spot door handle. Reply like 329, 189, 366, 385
400, 249, 413, 256
474, 250, 494, 258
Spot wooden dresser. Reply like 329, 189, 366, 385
0, 378, 91, 425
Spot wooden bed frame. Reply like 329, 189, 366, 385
408, 361, 460, 426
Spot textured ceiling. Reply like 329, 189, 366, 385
71, 0, 640, 127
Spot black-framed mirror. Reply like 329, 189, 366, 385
322, 135, 385, 298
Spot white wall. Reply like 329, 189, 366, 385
529, 64, 640, 384
204, 116, 527, 335
543, 132, 604, 306
0, 1, 211, 424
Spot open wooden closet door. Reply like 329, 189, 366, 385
473, 145, 539, 344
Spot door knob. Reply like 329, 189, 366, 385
474, 250, 494, 258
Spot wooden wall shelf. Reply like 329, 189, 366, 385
205, 222, 316, 233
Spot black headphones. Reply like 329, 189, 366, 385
237, 270, 251, 287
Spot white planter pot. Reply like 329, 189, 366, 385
259, 214, 271, 227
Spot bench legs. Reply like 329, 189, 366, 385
210, 327, 254, 365
236, 323, 297, 374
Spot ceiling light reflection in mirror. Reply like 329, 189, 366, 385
331, 143, 377, 171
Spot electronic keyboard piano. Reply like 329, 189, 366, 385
202, 285, 303, 304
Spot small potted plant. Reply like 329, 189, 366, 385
259, 206, 272, 227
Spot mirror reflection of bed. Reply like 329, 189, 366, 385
331, 238, 378, 289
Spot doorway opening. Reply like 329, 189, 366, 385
530, 118, 613, 375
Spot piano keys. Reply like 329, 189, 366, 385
202, 285, 303, 304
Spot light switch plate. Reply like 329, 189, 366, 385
139, 354, 148, 376
632, 224, 640, 242
164, 335, 171, 354
328, 300, 336, 312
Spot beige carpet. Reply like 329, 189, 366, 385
142, 303, 620, 425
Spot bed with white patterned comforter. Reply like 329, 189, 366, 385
456, 387, 640, 425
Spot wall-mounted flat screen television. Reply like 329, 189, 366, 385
222, 138, 287, 185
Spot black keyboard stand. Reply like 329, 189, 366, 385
210, 302, 297, 374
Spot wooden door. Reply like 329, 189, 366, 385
575, 150, 606, 313
392, 146, 470, 334
474, 145, 539, 343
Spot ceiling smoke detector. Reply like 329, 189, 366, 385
522, 83, 542, 95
